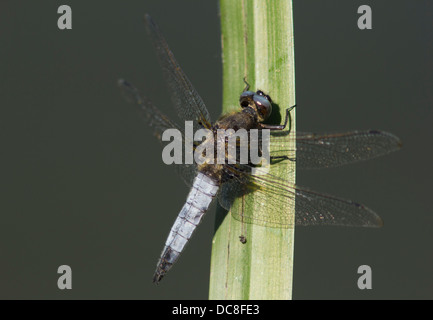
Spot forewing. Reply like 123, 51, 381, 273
118, 79, 198, 186
144, 14, 212, 130
118, 79, 181, 139
269, 130, 402, 170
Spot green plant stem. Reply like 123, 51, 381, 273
209, 0, 296, 299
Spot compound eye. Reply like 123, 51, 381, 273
239, 91, 255, 108
256, 90, 272, 103
253, 93, 272, 120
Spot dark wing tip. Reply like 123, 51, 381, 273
118, 78, 138, 93
144, 13, 157, 30
117, 78, 133, 89
368, 130, 403, 151
361, 203, 384, 228
117, 79, 144, 105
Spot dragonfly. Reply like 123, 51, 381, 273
118, 14, 402, 284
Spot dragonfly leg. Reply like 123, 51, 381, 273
260, 105, 296, 130
270, 155, 296, 164
242, 77, 250, 92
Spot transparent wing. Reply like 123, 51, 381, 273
219, 164, 383, 228
268, 130, 402, 170
118, 79, 181, 139
144, 14, 212, 131
118, 79, 198, 186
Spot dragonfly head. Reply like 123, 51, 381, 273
239, 90, 273, 122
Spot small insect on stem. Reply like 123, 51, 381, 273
239, 193, 247, 244
239, 235, 247, 244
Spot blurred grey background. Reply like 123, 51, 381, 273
0, 0, 431, 299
